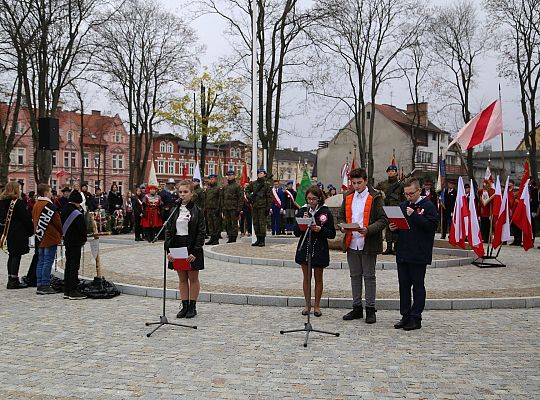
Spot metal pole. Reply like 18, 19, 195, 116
251, 0, 258, 181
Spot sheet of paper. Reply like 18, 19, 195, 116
383, 206, 406, 219
169, 247, 189, 259
296, 217, 313, 225
338, 223, 361, 229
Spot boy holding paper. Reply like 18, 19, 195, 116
389, 178, 438, 331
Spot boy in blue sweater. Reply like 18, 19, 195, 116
389, 178, 438, 330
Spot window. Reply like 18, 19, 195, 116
64, 152, 70, 167
94, 154, 101, 168
416, 151, 433, 164
510, 161, 516, 174
160, 141, 166, 153
10, 148, 25, 165
432, 132, 437, 141
179, 148, 185, 155
208, 150, 214, 157
188, 162, 194, 176
208, 162, 215, 175
67, 130, 73, 143
51, 179, 57, 191
52, 151, 57, 166
114, 132, 121, 143
168, 161, 175, 175
367, 111, 371, 120
112, 154, 124, 169
166, 143, 173, 153
158, 160, 164, 174
83, 153, 89, 168
189, 149, 194, 155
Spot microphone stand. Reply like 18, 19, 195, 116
280, 216, 339, 347
146, 201, 197, 337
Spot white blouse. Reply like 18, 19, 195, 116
175, 205, 190, 236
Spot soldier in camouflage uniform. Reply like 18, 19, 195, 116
375, 165, 405, 255
192, 178, 205, 210
204, 174, 222, 245
246, 169, 272, 247
221, 170, 244, 243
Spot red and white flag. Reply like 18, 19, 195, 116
484, 165, 494, 185
449, 177, 468, 249
55, 170, 67, 178
467, 179, 485, 257
447, 99, 503, 151
493, 176, 511, 249
492, 175, 502, 218
512, 178, 533, 251
341, 162, 350, 191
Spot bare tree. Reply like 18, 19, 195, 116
428, 0, 491, 182
485, 0, 540, 181
93, 0, 199, 189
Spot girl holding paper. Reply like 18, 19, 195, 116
294, 185, 336, 317
164, 180, 206, 319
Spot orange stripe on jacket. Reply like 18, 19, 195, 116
344, 191, 373, 250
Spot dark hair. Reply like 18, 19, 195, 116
110, 183, 118, 191
305, 185, 325, 207
273, 180, 279, 183
509, 179, 515, 185
404, 177, 420, 189
177, 180, 194, 192
37, 183, 50, 197
349, 168, 367, 180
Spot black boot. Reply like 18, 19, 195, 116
342, 306, 363, 320
365, 307, 377, 324
176, 300, 189, 318
205, 236, 214, 245
382, 242, 393, 255
257, 236, 265, 247
6, 277, 28, 290
185, 300, 197, 318
251, 236, 261, 246
230, 235, 237, 243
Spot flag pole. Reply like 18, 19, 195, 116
250, 0, 258, 245
499, 84, 506, 179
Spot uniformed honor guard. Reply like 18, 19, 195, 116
246, 169, 272, 247
283, 180, 298, 234
375, 165, 405, 255
270, 180, 285, 235
221, 170, 244, 243
204, 174, 222, 245
192, 178, 205, 210
141, 185, 163, 242
159, 178, 179, 222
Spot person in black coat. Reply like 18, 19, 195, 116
132, 186, 145, 241
389, 178, 438, 331
294, 185, 336, 317
61, 191, 88, 299
440, 180, 457, 239
0, 182, 35, 289
164, 180, 206, 319
107, 183, 123, 214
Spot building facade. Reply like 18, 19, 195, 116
3, 104, 129, 194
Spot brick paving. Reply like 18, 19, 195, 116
0, 277, 538, 399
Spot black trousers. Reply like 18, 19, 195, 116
441, 214, 451, 237
64, 245, 82, 293
480, 217, 491, 243
7, 254, 22, 276
134, 214, 143, 239
397, 262, 427, 321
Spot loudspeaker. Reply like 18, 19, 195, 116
38, 117, 59, 150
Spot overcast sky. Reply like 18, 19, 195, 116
94, 0, 526, 153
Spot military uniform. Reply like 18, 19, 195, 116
375, 170, 405, 254
204, 176, 222, 245
221, 172, 244, 242
159, 179, 179, 222
246, 170, 272, 246
193, 182, 205, 210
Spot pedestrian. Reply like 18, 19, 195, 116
270, 180, 285, 235
478, 179, 495, 243
375, 164, 405, 255
439, 179, 457, 239
421, 179, 438, 210
222, 170, 243, 243
59, 187, 71, 210
246, 169, 272, 247
133, 186, 145, 241
165, 180, 206, 319
239, 183, 252, 237
60, 190, 87, 300
340, 168, 387, 324
389, 178, 438, 331
294, 185, 336, 317
0, 181, 35, 289
32, 183, 62, 295
141, 185, 163, 242
283, 180, 298, 234
204, 174, 222, 245
108, 183, 124, 234
124, 190, 134, 233
159, 178, 179, 223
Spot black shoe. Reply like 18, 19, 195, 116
394, 318, 408, 329
251, 236, 261, 246
176, 300, 189, 318
365, 307, 377, 324
227, 236, 233, 243
343, 306, 363, 320
382, 242, 394, 255
65, 290, 87, 300
257, 237, 265, 247
36, 285, 56, 295
402, 319, 422, 331
230, 235, 237, 243
185, 300, 197, 318
6, 277, 28, 290
21, 276, 37, 287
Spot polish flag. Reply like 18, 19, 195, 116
484, 165, 494, 185
447, 99, 503, 150
467, 179, 485, 257
492, 175, 502, 218
512, 178, 533, 251
240, 162, 249, 187
193, 161, 202, 183
492, 176, 511, 249
351, 158, 357, 171
449, 177, 468, 249
341, 162, 350, 192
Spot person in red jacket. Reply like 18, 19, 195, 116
478, 180, 495, 244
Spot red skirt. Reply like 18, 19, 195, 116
141, 208, 163, 228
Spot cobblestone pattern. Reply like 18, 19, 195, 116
0, 280, 538, 399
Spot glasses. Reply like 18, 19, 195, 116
307, 197, 319, 201
404, 189, 419, 197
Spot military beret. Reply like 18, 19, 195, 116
257, 168, 267, 174
287, 180, 294, 185
192, 178, 201, 183
208, 174, 218, 178
226, 170, 235, 176
386, 165, 398, 172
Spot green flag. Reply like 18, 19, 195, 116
295, 169, 311, 207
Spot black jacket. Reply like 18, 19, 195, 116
61, 203, 87, 247
0, 198, 34, 256
164, 201, 206, 268
107, 191, 123, 214
293, 205, 336, 267
395, 197, 439, 265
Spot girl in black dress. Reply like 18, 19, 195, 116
294, 185, 336, 317
164, 180, 206, 319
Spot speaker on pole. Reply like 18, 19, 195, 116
38, 117, 60, 150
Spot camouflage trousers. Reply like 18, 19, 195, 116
223, 209, 240, 236
252, 207, 268, 236
206, 208, 222, 236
